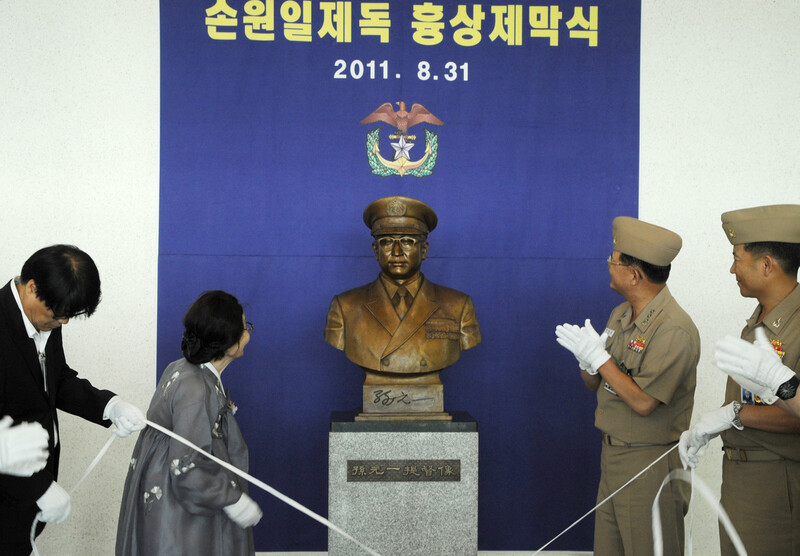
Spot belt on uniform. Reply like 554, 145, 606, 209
602, 433, 673, 448
723, 446, 784, 462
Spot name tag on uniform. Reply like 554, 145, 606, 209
603, 360, 632, 397
741, 387, 768, 406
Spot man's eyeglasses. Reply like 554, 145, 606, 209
245, 322, 254, 333
607, 255, 629, 267
376, 236, 421, 252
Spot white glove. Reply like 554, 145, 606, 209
36, 481, 71, 524
678, 430, 701, 469
104, 397, 146, 437
715, 328, 795, 404
555, 323, 592, 370
0, 416, 49, 476
555, 319, 610, 375
678, 402, 741, 469
223, 493, 263, 528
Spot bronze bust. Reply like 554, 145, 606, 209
325, 196, 481, 420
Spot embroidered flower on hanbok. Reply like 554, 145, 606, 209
143, 485, 163, 513
161, 370, 181, 393
227, 399, 238, 415
170, 456, 196, 476
212, 416, 224, 439
212, 405, 228, 439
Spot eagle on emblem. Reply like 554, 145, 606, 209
360, 101, 444, 135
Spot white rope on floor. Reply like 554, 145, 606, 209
652, 468, 746, 556
31, 424, 381, 556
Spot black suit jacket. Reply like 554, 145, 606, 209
0, 280, 115, 545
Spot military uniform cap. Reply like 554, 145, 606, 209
363, 196, 438, 236
721, 204, 800, 245
612, 216, 682, 266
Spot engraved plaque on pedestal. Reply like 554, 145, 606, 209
329, 411, 478, 556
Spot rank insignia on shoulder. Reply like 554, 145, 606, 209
641, 309, 656, 326
627, 336, 646, 353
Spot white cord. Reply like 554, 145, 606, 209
652, 468, 746, 556
533, 444, 678, 554
31, 424, 381, 556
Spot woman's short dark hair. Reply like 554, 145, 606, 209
181, 291, 245, 365
20, 245, 102, 318
619, 253, 671, 284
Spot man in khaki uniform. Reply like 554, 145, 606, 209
556, 216, 699, 555
680, 204, 800, 555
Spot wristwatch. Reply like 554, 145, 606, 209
732, 401, 744, 430
777, 376, 800, 401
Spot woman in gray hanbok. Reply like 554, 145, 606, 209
116, 291, 262, 555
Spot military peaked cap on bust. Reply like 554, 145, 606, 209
363, 196, 438, 236
612, 216, 682, 266
721, 204, 800, 245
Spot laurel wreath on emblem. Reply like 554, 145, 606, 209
365, 129, 439, 178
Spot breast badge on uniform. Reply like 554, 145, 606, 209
770, 338, 786, 359
741, 386, 769, 406
627, 336, 646, 353
425, 318, 460, 340
603, 382, 618, 396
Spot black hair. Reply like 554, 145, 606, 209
20, 245, 101, 318
181, 290, 245, 364
743, 242, 800, 277
619, 253, 671, 284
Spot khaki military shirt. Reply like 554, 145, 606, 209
595, 286, 700, 444
721, 284, 800, 460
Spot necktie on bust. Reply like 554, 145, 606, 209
392, 286, 412, 319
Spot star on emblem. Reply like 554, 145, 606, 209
390, 135, 414, 160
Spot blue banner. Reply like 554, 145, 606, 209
159, 1, 640, 549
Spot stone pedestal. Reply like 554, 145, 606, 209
328, 411, 478, 556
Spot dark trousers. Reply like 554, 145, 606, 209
0, 501, 43, 556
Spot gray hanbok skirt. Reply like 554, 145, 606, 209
116, 358, 255, 555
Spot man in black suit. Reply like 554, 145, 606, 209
0, 245, 145, 555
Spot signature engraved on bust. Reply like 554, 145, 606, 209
372, 389, 434, 406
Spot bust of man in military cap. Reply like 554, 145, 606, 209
325, 196, 481, 420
